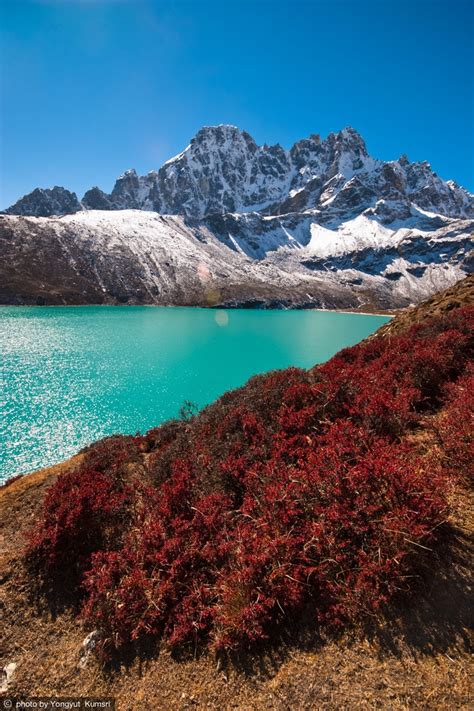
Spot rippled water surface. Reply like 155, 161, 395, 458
1, 306, 390, 481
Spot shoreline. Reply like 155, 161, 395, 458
0, 453, 84, 498
312, 307, 395, 317
1, 302, 395, 317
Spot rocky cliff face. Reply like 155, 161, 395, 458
1, 125, 473, 308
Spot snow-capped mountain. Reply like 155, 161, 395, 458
1, 125, 473, 309
6, 125, 473, 221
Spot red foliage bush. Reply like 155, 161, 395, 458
24, 437, 146, 584
26, 466, 133, 584
25, 306, 473, 657
433, 366, 474, 481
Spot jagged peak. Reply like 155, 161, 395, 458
196, 123, 242, 133
162, 125, 258, 168
333, 126, 368, 155
81, 186, 112, 210
339, 126, 363, 138
35, 185, 74, 195
5, 185, 81, 217
410, 160, 432, 171
117, 168, 138, 179
9, 185, 78, 201
192, 124, 250, 143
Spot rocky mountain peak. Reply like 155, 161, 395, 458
193, 123, 251, 142
337, 126, 368, 152
82, 187, 113, 211
4, 186, 81, 217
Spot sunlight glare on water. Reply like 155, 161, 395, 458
0, 306, 390, 482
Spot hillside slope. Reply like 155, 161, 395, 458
0, 208, 471, 309
0, 277, 473, 709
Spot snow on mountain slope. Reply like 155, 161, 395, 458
0, 211, 359, 308
86, 129, 471, 221
1, 207, 471, 309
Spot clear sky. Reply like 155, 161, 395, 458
1, 0, 473, 208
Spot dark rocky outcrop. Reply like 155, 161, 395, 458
4, 187, 82, 217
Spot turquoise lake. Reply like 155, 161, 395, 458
0, 306, 390, 482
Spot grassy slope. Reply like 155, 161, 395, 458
1, 276, 473, 709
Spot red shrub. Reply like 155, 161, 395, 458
434, 367, 474, 481
26, 467, 133, 582
83, 474, 234, 653
81, 422, 448, 654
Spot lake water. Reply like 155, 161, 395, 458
0, 306, 390, 482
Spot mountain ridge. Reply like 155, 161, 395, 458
5, 125, 474, 219
1, 124, 473, 309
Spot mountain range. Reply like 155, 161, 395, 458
1, 125, 472, 308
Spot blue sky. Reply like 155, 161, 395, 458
1, 0, 473, 208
